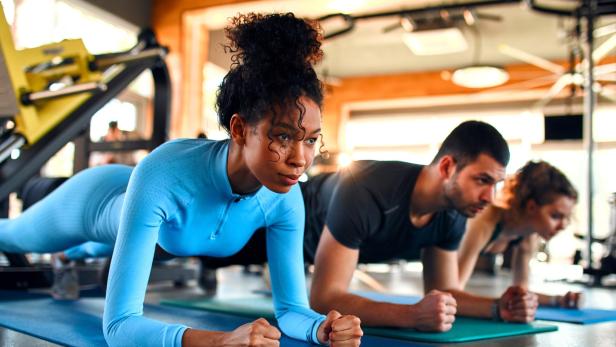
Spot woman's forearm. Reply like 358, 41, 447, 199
182, 329, 225, 347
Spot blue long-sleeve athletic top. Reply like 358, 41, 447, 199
103, 139, 325, 346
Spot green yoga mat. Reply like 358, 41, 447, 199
161, 296, 558, 343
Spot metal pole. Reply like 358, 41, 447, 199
582, 0, 596, 270
22, 82, 107, 104
93, 47, 167, 70
0, 134, 25, 163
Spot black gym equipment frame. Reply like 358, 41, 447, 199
0, 30, 171, 200
0, 30, 176, 290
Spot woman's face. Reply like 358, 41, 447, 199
243, 96, 321, 193
526, 195, 576, 241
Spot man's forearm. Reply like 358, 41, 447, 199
447, 289, 495, 319
312, 291, 414, 328
538, 291, 581, 308
537, 293, 556, 306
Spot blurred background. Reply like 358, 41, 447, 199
1, 0, 615, 283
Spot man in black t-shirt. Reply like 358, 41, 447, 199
198, 121, 539, 331
301, 161, 467, 265
304, 121, 538, 332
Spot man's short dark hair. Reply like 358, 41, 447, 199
431, 120, 510, 169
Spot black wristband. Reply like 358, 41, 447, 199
491, 299, 502, 321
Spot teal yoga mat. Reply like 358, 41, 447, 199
356, 291, 616, 325
161, 296, 558, 343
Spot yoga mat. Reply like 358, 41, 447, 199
0, 292, 112, 347
355, 290, 616, 325
161, 295, 558, 343
535, 306, 616, 324
0, 291, 417, 347
0, 291, 259, 347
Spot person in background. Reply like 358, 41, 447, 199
98, 120, 136, 166
458, 160, 580, 308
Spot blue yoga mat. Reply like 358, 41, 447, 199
0, 291, 419, 347
355, 291, 616, 324
0, 292, 257, 347
535, 306, 616, 324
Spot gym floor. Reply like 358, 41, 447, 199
1, 263, 614, 346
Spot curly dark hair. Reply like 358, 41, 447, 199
510, 160, 578, 211
216, 13, 324, 146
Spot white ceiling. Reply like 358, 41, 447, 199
320, 5, 569, 77
200, 0, 616, 78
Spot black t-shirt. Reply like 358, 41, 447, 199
301, 161, 467, 264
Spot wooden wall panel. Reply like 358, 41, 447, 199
152, 0, 246, 138
322, 63, 558, 150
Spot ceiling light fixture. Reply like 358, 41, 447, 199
451, 65, 509, 88
402, 27, 468, 55
400, 15, 415, 32
451, 22, 509, 88
463, 9, 476, 26
399, 9, 469, 56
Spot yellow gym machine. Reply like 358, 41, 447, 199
0, 6, 104, 154
0, 3, 171, 200
0, 4, 182, 289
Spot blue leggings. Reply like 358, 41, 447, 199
64, 241, 114, 260
0, 165, 131, 258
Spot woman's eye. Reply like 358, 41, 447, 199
277, 134, 290, 141
305, 137, 317, 145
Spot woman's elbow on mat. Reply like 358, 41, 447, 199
103, 314, 187, 347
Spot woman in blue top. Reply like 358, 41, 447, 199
0, 13, 362, 347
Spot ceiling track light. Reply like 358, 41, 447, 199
400, 15, 415, 32
440, 9, 451, 22
463, 9, 476, 26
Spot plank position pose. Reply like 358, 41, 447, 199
458, 160, 580, 308
197, 121, 539, 331
304, 121, 537, 331
0, 13, 362, 347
